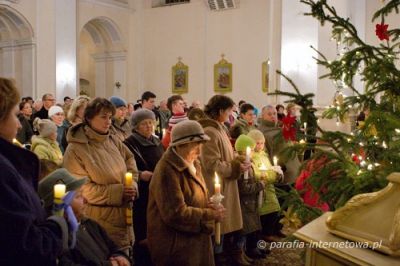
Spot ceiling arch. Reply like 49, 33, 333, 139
0, 5, 33, 43
81, 16, 123, 51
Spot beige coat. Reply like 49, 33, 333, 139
198, 118, 242, 235
147, 148, 215, 266
63, 123, 138, 249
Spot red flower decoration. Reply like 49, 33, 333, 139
375, 23, 389, 41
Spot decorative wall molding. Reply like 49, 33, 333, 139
0, 38, 35, 48
79, 0, 134, 12
92, 51, 127, 61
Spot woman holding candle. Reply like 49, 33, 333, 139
0, 77, 70, 265
63, 97, 139, 253
123, 108, 164, 266
247, 129, 285, 242
199, 95, 251, 265
147, 120, 225, 266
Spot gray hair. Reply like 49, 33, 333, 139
261, 105, 275, 113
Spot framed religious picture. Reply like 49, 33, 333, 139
262, 59, 270, 93
172, 57, 188, 94
214, 54, 232, 93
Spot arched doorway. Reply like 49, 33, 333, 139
79, 17, 126, 98
0, 5, 35, 97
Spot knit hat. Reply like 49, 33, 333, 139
48, 105, 64, 118
130, 109, 156, 128
38, 168, 87, 209
109, 96, 127, 108
235, 134, 256, 152
247, 129, 265, 142
33, 118, 57, 138
170, 120, 210, 147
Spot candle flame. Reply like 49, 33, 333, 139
246, 146, 251, 155
259, 163, 267, 171
215, 172, 220, 185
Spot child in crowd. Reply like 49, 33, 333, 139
282, 103, 299, 141
235, 134, 267, 261
247, 129, 285, 242
38, 168, 131, 266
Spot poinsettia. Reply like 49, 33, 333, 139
375, 23, 389, 41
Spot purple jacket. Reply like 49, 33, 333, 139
0, 137, 64, 265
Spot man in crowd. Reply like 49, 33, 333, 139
33, 93, 56, 120
258, 105, 300, 183
141, 91, 163, 139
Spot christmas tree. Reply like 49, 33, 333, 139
274, 0, 400, 226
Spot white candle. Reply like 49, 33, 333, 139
304, 122, 307, 133
54, 184, 66, 199
244, 146, 251, 180
214, 172, 221, 194
215, 222, 221, 245
273, 156, 278, 166
125, 172, 133, 187
246, 146, 251, 162
162, 128, 166, 137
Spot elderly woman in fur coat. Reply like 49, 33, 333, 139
147, 120, 226, 266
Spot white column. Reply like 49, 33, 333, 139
93, 51, 127, 99
20, 42, 35, 97
93, 54, 107, 98
281, 0, 318, 102
1, 43, 16, 79
112, 52, 127, 97
36, 0, 56, 99
55, 0, 77, 102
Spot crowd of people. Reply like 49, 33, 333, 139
0, 76, 326, 266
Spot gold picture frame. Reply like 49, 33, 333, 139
172, 57, 188, 94
214, 54, 232, 93
262, 59, 270, 93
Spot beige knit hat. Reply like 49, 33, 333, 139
33, 118, 57, 138
247, 129, 265, 142
170, 120, 210, 147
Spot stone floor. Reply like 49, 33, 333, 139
256, 227, 306, 266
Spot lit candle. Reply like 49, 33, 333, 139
125, 172, 133, 187
215, 172, 221, 194
54, 184, 66, 199
299, 139, 306, 145
304, 122, 307, 133
125, 172, 133, 226
244, 147, 251, 180
12, 138, 23, 147
162, 128, 166, 138
53, 184, 66, 217
273, 156, 278, 166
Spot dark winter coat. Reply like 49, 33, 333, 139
237, 165, 264, 234
16, 114, 33, 144
147, 148, 215, 266
33, 105, 49, 120
123, 131, 164, 242
0, 137, 67, 266
59, 217, 129, 266
258, 119, 300, 183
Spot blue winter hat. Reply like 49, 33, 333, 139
109, 96, 127, 108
